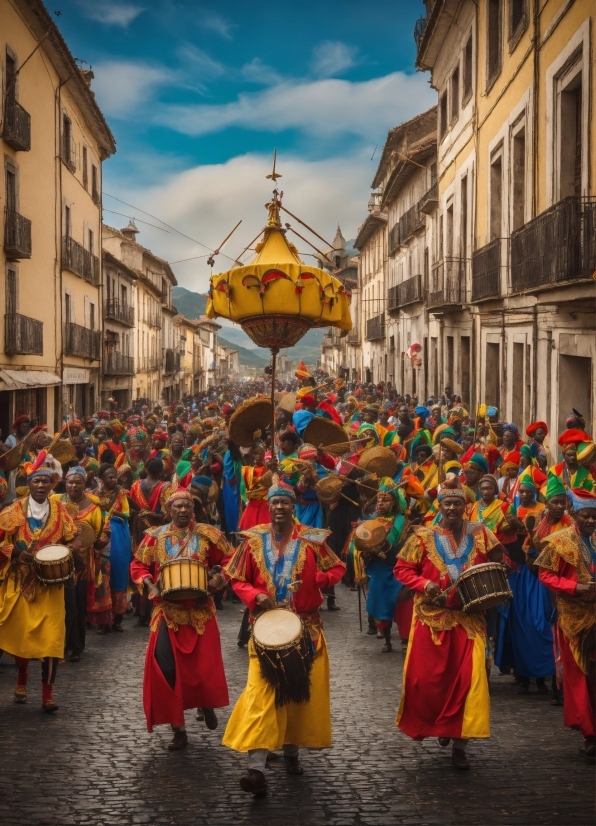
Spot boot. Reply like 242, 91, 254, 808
327, 596, 340, 611
381, 626, 392, 653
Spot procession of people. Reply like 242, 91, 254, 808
0, 367, 594, 798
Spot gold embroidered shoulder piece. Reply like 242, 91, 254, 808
398, 527, 429, 564
413, 593, 486, 643
535, 526, 584, 573
0, 499, 26, 534
135, 536, 157, 566
196, 523, 232, 556
151, 600, 215, 635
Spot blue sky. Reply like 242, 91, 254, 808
54, 0, 434, 319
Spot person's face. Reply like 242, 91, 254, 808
519, 486, 534, 506
378, 411, 389, 426
101, 468, 118, 490
464, 467, 482, 488
398, 406, 409, 422
85, 423, 93, 434
363, 411, 376, 424
280, 438, 295, 456
533, 427, 546, 442
440, 495, 466, 529
502, 431, 517, 449
479, 481, 497, 503
191, 452, 202, 472
444, 387, 452, 397
17, 420, 31, 437
546, 494, 567, 521
441, 447, 455, 462
432, 406, 441, 418
97, 428, 107, 442
132, 439, 145, 454
476, 423, 486, 437
507, 465, 519, 479
152, 437, 164, 451
376, 494, 393, 516
574, 508, 596, 537
28, 474, 52, 502
145, 421, 156, 435
252, 447, 265, 466
520, 455, 530, 469
86, 469, 96, 485
170, 435, 184, 452
170, 497, 193, 527
65, 474, 85, 500
268, 495, 294, 528
563, 448, 577, 466
415, 448, 432, 464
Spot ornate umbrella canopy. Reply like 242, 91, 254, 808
206, 186, 352, 349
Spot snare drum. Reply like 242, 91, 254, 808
252, 608, 314, 707
455, 562, 512, 613
160, 558, 208, 602
33, 545, 74, 586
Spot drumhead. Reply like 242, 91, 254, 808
253, 608, 302, 647
457, 562, 503, 580
35, 545, 71, 562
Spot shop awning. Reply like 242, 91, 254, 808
0, 370, 61, 391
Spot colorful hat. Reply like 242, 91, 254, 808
12, 413, 31, 429
65, 465, 87, 480
545, 473, 566, 500
357, 423, 380, 447
267, 475, 296, 501
437, 477, 467, 502
23, 451, 56, 480
152, 430, 169, 443
165, 488, 193, 510
558, 429, 591, 450
295, 360, 312, 380
567, 488, 596, 511
526, 421, 548, 437
566, 409, 586, 429
298, 394, 316, 408
316, 400, 341, 425
464, 453, 489, 474
479, 473, 499, 491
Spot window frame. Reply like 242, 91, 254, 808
508, 0, 528, 53
486, 0, 503, 93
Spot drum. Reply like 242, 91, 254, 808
455, 562, 512, 613
353, 519, 389, 555
160, 558, 208, 602
33, 545, 74, 586
252, 608, 315, 707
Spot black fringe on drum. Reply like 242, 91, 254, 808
255, 634, 315, 708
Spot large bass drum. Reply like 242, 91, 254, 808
455, 563, 512, 613
252, 608, 314, 707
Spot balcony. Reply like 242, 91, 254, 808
511, 197, 596, 293
398, 273, 423, 307
62, 236, 100, 285
2, 99, 31, 151
346, 327, 361, 345
388, 285, 399, 313
104, 352, 134, 375
138, 356, 160, 372
144, 308, 162, 329
164, 348, 181, 374
388, 224, 401, 256
366, 314, 385, 342
4, 208, 32, 260
419, 181, 438, 215
398, 203, 425, 245
64, 323, 100, 359
4, 313, 43, 355
428, 258, 467, 310
472, 238, 503, 301
105, 298, 135, 327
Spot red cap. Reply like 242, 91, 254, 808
526, 421, 547, 437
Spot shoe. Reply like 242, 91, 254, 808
168, 730, 188, 750
381, 642, 392, 653
451, 747, 470, 770
201, 708, 218, 730
66, 653, 81, 662
401, 641, 408, 655
14, 688, 27, 704
438, 737, 450, 748
535, 678, 550, 695
376, 631, 384, 639
366, 628, 377, 636
284, 755, 304, 775
111, 623, 124, 633
42, 700, 59, 714
327, 598, 340, 611
196, 709, 204, 721
239, 769, 267, 796
237, 640, 245, 648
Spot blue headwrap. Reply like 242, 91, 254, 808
267, 478, 296, 501
65, 466, 87, 480
567, 489, 596, 511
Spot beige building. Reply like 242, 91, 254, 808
102, 250, 135, 410
1, 0, 115, 433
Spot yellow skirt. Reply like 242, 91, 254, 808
223, 634, 332, 752
0, 575, 65, 660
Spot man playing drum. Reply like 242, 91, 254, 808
0, 452, 79, 712
394, 480, 504, 769
223, 477, 345, 797
131, 489, 232, 750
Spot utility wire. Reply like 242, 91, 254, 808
102, 208, 170, 233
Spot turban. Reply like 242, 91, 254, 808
65, 466, 87, 480
299, 394, 316, 408
152, 430, 169, 443
500, 450, 521, 472
267, 476, 296, 501
357, 423, 380, 447
292, 409, 315, 438
23, 451, 55, 480
439, 437, 464, 456
567, 488, 596, 511
479, 474, 499, 492
295, 360, 312, 380
464, 453, 489, 474
526, 421, 547, 437
577, 441, 596, 467
566, 409, 586, 429
316, 400, 341, 425
502, 423, 519, 437
545, 474, 566, 500
13, 414, 31, 429
85, 458, 100, 472
165, 488, 193, 510
558, 428, 591, 450
110, 419, 125, 439
127, 426, 147, 442
437, 480, 467, 502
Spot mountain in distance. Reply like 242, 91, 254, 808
172, 285, 324, 368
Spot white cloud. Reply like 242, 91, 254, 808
198, 11, 235, 40
241, 58, 283, 86
152, 72, 435, 140
177, 44, 225, 79
92, 60, 176, 118
77, 1, 144, 27
310, 41, 358, 78
104, 151, 375, 297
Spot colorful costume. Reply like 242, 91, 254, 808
238, 465, 271, 530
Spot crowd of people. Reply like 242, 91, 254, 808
0, 360, 594, 797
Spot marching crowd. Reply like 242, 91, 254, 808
0, 359, 594, 797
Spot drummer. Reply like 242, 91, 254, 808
131, 488, 232, 751
394, 478, 504, 769
0, 452, 79, 712
223, 477, 345, 796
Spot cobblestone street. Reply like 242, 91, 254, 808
0, 587, 592, 826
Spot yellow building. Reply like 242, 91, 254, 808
416, 0, 595, 436
1, 0, 115, 433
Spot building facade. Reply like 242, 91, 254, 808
101, 251, 135, 410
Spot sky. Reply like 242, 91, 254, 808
54, 0, 434, 337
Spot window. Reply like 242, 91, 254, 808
450, 66, 460, 124
121, 284, 127, 305
61, 113, 75, 169
439, 92, 448, 139
65, 293, 72, 324
89, 302, 95, 330
5, 165, 17, 212
460, 175, 468, 257
445, 203, 454, 258
463, 35, 473, 102
490, 152, 503, 240
512, 127, 526, 230
509, 0, 527, 47
91, 165, 99, 203
558, 68, 582, 199
6, 267, 17, 314
82, 146, 88, 190
487, 0, 502, 89
64, 205, 71, 237
430, 161, 437, 186
5, 50, 16, 105
88, 229, 94, 255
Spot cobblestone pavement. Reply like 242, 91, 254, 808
0, 586, 592, 826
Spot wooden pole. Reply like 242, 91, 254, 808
270, 347, 278, 455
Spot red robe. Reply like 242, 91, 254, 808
130, 522, 232, 731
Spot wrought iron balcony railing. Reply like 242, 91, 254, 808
388, 224, 401, 256
105, 298, 135, 326
164, 348, 181, 374
472, 238, 503, 301
2, 99, 31, 151
428, 258, 467, 309
103, 352, 134, 375
4, 208, 32, 260
366, 313, 385, 342
64, 323, 100, 359
4, 313, 43, 355
511, 196, 596, 292
398, 273, 423, 307
399, 203, 425, 245
346, 325, 361, 345
388, 285, 399, 312
419, 181, 438, 215
143, 307, 162, 329
62, 236, 100, 285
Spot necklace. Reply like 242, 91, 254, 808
270, 527, 293, 556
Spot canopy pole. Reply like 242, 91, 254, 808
270, 347, 279, 455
